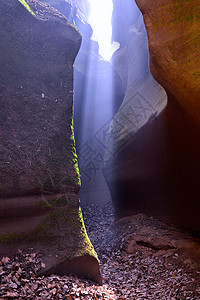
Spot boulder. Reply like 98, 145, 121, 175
114, 213, 200, 266
0, 0, 101, 283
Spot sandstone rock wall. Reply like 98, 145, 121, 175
0, 0, 101, 283
104, 0, 200, 232
135, 0, 200, 126
104, 1, 166, 205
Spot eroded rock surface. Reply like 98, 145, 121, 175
104, 0, 200, 232
135, 0, 200, 126
104, 2, 166, 216
0, 0, 101, 283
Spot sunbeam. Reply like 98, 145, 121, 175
73, 0, 121, 204
88, 0, 119, 61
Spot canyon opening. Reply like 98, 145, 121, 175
0, 0, 200, 298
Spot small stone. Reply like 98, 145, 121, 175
41, 262, 46, 268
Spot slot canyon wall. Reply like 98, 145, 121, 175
1, 0, 200, 284
42, 0, 125, 205
0, 0, 101, 283
104, 0, 200, 232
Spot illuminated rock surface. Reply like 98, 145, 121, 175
103, 0, 200, 232
0, 0, 101, 283
135, 0, 200, 126
104, 2, 167, 215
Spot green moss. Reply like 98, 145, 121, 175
0, 232, 25, 243
18, 0, 35, 16
49, 194, 77, 207
37, 192, 78, 209
0, 203, 97, 263
70, 119, 81, 186
69, 207, 98, 260
36, 200, 51, 209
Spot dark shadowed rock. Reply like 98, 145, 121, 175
104, 0, 200, 232
0, 0, 101, 283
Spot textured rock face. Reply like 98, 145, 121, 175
0, 0, 80, 198
41, 0, 93, 39
104, 0, 200, 232
133, 0, 200, 230
0, 0, 101, 283
135, 0, 200, 127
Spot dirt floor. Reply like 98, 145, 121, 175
1, 202, 200, 299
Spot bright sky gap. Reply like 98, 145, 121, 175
88, 0, 118, 61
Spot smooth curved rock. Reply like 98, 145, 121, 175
135, 0, 200, 126
104, 10, 166, 214
0, 0, 101, 283
132, 0, 200, 230
104, 0, 200, 232
112, 0, 140, 46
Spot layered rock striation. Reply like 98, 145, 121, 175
0, 0, 101, 283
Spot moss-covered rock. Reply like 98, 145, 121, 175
0, 196, 101, 282
0, 0, 101, 283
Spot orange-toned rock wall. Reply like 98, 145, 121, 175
135, 0, 200, 125
105, 0, 200, 232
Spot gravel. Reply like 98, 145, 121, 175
0, 202, 200, 299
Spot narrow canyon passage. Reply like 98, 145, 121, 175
73, 0, 200, 298
1, 0, 200, 299
73, 0, 122, 208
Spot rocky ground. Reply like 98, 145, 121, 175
1, 202, 200, 299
